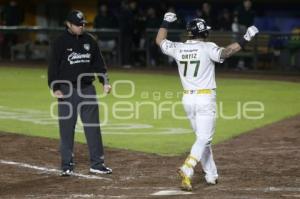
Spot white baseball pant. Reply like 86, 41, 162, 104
182, 90, 218, 180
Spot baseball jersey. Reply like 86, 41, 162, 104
160, 39, 224, 90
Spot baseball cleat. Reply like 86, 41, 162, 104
178, 168, 192, 191
205, 176, 218, 185
90, 164, 112, 174
60, 169, 73, 177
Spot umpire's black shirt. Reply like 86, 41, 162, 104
48, 30, 109, 91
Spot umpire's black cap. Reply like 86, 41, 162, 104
66, 10, 87, 26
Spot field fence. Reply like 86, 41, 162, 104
0, 26, 299, 71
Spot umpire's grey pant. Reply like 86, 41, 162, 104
58, 84, 104, 170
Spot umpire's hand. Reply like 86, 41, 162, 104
104, 84, 112, 94
53, 90, 64, 98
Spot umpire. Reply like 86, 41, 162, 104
48, 10, 112, 176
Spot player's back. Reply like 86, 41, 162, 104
160, 39, 224, 90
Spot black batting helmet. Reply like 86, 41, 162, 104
186, 18, 211, 38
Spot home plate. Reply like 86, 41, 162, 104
151, 190, 193, 196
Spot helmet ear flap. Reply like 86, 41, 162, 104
202, 30, 209, 38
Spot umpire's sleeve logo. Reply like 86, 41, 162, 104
84, 44, 90, 51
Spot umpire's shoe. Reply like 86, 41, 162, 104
178, 168, 192, 191
90, 164, 112, 174
60, 169, 73, 177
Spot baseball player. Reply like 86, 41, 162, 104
48, 10, 112, 176
156, 13, 258, 191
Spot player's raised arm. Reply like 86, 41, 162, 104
220, 26, 259, 59
155, 12, 177, 46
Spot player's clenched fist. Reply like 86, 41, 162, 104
244, 26, 259, 41
164, 12, 177, 23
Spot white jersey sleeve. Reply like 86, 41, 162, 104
159, 39, 180, 58
206, 42, 224, 63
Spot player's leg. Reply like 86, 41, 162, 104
79, 85, 112, 174
189, 110, 215, 163
196, 95, 218, 184
178, 94, 196, 191
179, 94, 217, 187
200, 145, 218, 184
58, 84, 78, 175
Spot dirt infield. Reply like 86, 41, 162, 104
0, 115, 299, 199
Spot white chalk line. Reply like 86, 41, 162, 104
25, 194, 129, 199
150, 185, 300, 197
99, 186, 174, 190
151, 189, 193, 196
0, 159, 182, 195
0, 160, 112, 181
25, 190, 192, 199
